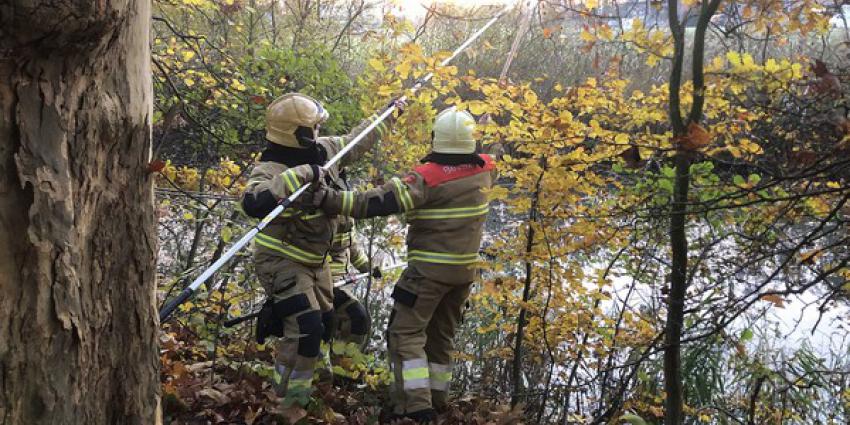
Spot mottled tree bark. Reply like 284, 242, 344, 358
0, 0, 159, 423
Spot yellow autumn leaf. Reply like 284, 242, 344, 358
466, 101, 487, 115
646, 54, 660, 67
726, 51, 742, 67
598, 25, 614, 41
764, 58, 780, 73
710, 56, 724, 71
396, 61, 411, 79
368, 58, 385, 72
230, 79, 246, 91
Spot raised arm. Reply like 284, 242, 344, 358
241, 164, 321, 219
319, 172, 426, 219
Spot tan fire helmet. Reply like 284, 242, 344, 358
266, 93, 330, 148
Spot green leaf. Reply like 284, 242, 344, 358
659, 179, 674, 193
621, 413, 648, 425
222, 226, 233, 243
733, 174, 746, 186
741, 328, 754, 342
748, 173, 762, 185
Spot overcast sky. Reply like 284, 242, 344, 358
390, 0, 519, 20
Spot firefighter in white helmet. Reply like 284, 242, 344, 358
309, 106, 498, 422
240, 93, 396, 409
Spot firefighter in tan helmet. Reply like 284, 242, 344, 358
308, 107, 497, 422
240, 92, 395, 410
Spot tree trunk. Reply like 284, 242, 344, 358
663, 1, 721, 422
0, 0, 159, 423
664, 152, 690, 425
511, 168, 544, 407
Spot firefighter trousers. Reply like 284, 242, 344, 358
386, 266, 472, 414
254, 253, 334, 407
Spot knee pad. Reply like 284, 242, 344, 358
255, 294, 311, 345
345, 302, 370, 336
321, 310, 336, 343
296, 310, 323, 357
332, 287, 351, 310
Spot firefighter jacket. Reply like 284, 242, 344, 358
327, 216, 370, 276
241, 116, 392, 267
321, 154, 496, 284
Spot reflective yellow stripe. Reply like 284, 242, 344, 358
401, 358, 430, 390
340, 191, 354, 216
352, 252, 368, 268
403, 368, 429, 380
255, 233, 325, 264
281, 210, 325, 220
430, 363, 452, 384
330, 262, 347, 273
287, 377, 312, 391
407, 203, 489, 220
281, 169, 302, 193
406, 249, 479, 265
376, 121, 387, 138
255, 238, 322, 264
280, 172, 293, 193
391, 178, 414, 211
333, 232, 352, 244
281, 170, 294, 193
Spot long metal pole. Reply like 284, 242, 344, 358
159, 7, 507, 322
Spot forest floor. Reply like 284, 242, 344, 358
160, 321, 525, 425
